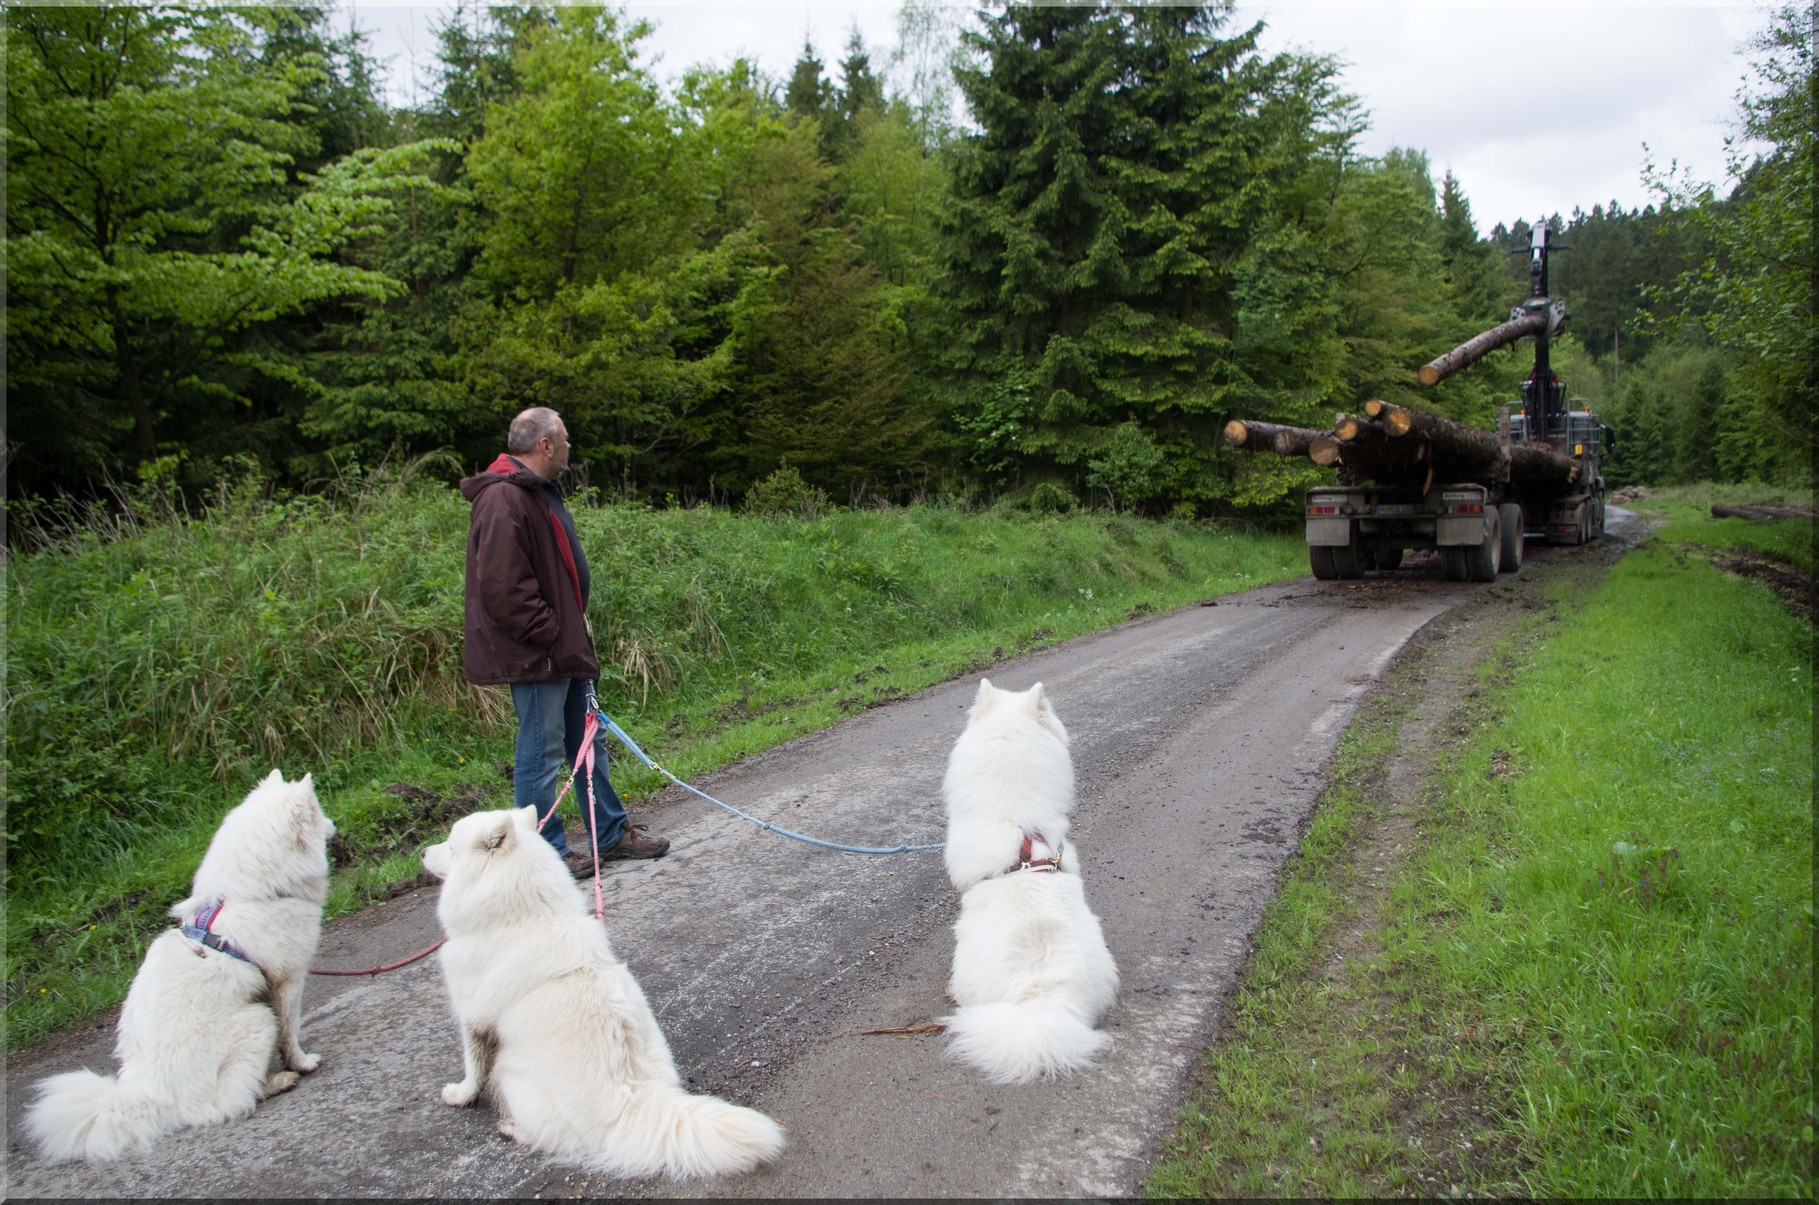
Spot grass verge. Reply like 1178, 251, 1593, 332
1149, 491, 1814, 1198
5, 470, 1305, 1048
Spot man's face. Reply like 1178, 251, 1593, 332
542, 421, 570, 478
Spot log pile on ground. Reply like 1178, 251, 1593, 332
1224, 400, 1580, 490
1710, 504, 1819, 521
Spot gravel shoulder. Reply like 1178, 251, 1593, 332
4, 511, 1644, 1198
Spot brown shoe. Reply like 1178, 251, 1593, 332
600, 824, 670, 861
560, 850, 598, 880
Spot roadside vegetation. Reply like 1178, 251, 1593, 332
4, 467, 1304, 1049
1149, 485, 1815, 1198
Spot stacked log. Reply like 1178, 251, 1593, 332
1310, 417, 1427, 474
1334, 414, 1386, 442
1223, 419, 1324, 456
1369, 402, 1503, 471
1226, 399, 1580, 490
1511, 440, 1579, 484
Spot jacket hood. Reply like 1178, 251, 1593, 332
459, 453, 545, 502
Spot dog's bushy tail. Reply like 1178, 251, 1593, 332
593, 1083, 786, 1180
943, 999, 1111, 1083
25, 1069, 172, 1163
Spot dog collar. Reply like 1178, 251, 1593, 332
1005, 832, 1065, 875
179, 897, 253, 964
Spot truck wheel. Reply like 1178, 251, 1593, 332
1440, 546, 1469, 581
1375, 545, 1404, 571
1309, 545, 1339, 580
1497, 503, 1523, 572
1466, 513, 1501, 582
1330, 541, 1364, 579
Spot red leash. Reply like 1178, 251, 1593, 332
301, 709, 607, 982
309, 703, 613, 977
310, 938, 445, 976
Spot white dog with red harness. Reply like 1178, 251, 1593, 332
940, 679, 1119, 1082
25, 770, 335, 1162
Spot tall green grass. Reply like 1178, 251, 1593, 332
1152, 495, 1814, 1197
1429, 530, 1813, 1195
5, 466, 1304, 1047
1631, 482, 1815, 571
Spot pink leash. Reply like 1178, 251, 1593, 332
536, 704, 607, 921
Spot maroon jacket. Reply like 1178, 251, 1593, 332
459, 454, 600, 684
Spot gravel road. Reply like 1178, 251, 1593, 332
5, 523, 1631, 1199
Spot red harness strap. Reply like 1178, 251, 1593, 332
179, 897, 254, 964
1006, 831, 1064, 875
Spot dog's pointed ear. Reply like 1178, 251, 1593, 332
1028, 683, 1070, 743
292, 781, 325, 851
263, 768, 286, 786
512, 805, 539, 832
974, 678, 996, 708
482, 813, 517, 853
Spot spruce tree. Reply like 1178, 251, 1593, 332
937, 3, 1352, 510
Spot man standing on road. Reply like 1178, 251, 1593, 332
459, 406, 670, 877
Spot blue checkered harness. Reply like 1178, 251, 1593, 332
179, 897, 253, 964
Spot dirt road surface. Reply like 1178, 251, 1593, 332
6, 516, 1635, 1198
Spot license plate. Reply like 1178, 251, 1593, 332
1375, 504, 1416, 516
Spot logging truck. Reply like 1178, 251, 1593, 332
1224, 224, 1613, 582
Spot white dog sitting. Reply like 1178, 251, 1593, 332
422, 805, 785, 1180
941, 680, 1119, 1082
26, 770, 335, 1162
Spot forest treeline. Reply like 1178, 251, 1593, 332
7, 2, 1812, 515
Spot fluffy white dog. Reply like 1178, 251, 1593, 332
26, 770, 335, 1162
941, 680, 1119, 1083
422, 805, 785, 1180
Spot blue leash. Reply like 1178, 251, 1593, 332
593, 707, 946, 856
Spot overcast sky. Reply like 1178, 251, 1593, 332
343, 0, 1776, 235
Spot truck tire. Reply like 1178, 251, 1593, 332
1466, 512, 1501, 582
1440, 546, 1469, 581
1309, 544, 1339, 580
1375, 544, 1404, 571
1330, 540, 1364, 579
1497, 503, 1523, 572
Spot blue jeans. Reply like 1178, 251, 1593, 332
510, 678, 627, 855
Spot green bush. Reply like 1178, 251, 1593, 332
742, 463, 828, 518
1027, 481, 1078, 513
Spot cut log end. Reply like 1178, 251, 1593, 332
1417, 365, 1442, 387
1225, 419, 1325, 455
1310, 435, 1343, 467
